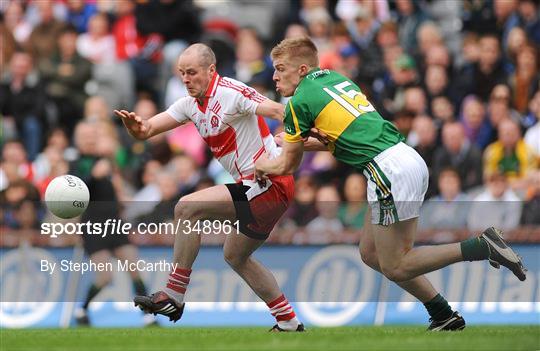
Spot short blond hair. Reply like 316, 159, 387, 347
271, 37, 319, 68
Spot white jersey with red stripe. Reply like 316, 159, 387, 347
166, 73, 279, 182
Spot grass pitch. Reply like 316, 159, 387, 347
1, 326, 539, 351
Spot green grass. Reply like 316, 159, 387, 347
1, 326, 539, 351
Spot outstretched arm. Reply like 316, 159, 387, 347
114, 110, 182, 140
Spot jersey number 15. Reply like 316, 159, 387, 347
323, 81, 375, 117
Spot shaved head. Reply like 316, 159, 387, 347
177, 43, 217, 98
182, 43, 216, 68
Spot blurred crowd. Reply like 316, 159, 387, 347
1, 0, 539, 246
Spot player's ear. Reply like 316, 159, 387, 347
298, 64, 310, 77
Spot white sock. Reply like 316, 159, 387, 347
277, 316, 300, 330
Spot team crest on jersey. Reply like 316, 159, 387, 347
242, 87, 256, 98
211, 115, 219, 128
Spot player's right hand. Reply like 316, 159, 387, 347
114, 109, 149, 139
308, 128, 329, 145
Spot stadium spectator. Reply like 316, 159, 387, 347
376, 53, 420, 116
431, 96, 455, 125
409, 115, 438, 197
521, 170, 540, 225
135, 0, 201, 98
318, 22, 352, 71
3, 1, 33, 44
338, 173, 367, 230
345, 5, 384, 84
457, 34, 508, 102
504, 26, 528, 70
130, 98, 173, 166
26, 0, 66, 64
0, 51, 46, 161
234, 28, 274, 91
455, 33, 480, 72
65, 0, 97, 33
394, 0, 428, 53
523, 90, 540, 156
282, 174, 319, 229
403, 86, 427, 115
375, 20, 399, 50
517, 0, 540, 45
135, 169, 179, 225
304, 184, 344, 244
508, 45, 539, 115
433, 122, 483, 193
468, 172, 522, 231
76, 13, 116, 64
335, 44, 361, 84
486, 84, 521, 129
124, 159, 163, 222
483, 119, 538, 186
420, 168, 470, 230
493, 0, 520, 51
1, 141, 35, 183
424, 64, 451, 105
304, 6, 333, 54
1, 179, 41, 230
460, 95, 493, 149
415, 22, 443, 70
39, 25, 92, 136
0, 18, 17, 77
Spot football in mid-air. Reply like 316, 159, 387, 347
44, 175, 90, 219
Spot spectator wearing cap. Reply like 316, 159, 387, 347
375, 53, 419, 117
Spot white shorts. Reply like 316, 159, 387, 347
362, 142, 429, 226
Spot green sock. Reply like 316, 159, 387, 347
424, 294, 453, 321
460, 237, 490, 261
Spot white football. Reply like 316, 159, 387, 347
44, 175, 90, 219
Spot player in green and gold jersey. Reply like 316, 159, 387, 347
255, 37, 527, 331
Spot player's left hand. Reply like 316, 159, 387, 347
254, 154, 270, 187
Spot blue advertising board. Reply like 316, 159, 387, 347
1, 245, 538, 328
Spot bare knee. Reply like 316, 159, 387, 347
380, 264, 411, 282
175, 196, 203, 220
359, 245, 379, 270
223, 248, 249, 269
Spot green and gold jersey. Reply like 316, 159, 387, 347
284, 68, 404, 170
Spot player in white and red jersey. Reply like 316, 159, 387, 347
114, 44, 304, 332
